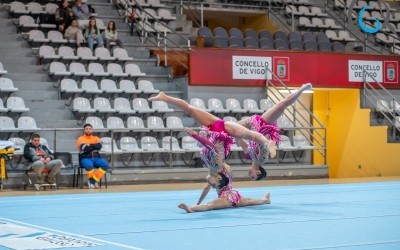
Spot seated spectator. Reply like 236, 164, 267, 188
65, 19, 85, 46
76, 123, 109, 189
55, 0, 74, 33
72, 0, 90, 29
103, 21, 124, 49
23, 134, 63, 184
84, 17, 104, 50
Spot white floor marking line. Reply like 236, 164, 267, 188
0, 217, 147, 250
1, 182, 399, 204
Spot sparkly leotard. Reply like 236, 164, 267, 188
216, 167, 241, 206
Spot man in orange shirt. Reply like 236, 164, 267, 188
76, 123, 108, 189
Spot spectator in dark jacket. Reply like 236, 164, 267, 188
23, 134, 63, 184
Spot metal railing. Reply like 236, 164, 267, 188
265, 67, 327, 164
113, 0, 191, 70
362, 70, 400, 140
332, 0, 400, 54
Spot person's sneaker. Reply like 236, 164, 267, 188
45, 176, 56, 184
87, 180, 95, 189
94, 182, 100, 188
37, 176, 45, 184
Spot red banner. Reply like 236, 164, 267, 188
189, 48, 400, 89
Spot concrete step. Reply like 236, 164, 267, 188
0, 55, 37, 65
37, 119, 80, 129
0, 48, 33, 56
0, 33, 21, 41
26, 110, 75, 121
25, 100, 67, 110
5, 72, 51, 82
15, 90, 59, 101
3, 64, 44, 74
0, 41, 31, 49
12, 81, 56, 91
125, 48, 151, 58
141, 66, 172, 74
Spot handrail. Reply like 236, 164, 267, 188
265, 66, 327, 164
114, 0, 191, 70
362, 70, 400, 139
336, 0, 399, 54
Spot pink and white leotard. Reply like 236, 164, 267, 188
245, 115, 281, 164
216, 167, 241, 207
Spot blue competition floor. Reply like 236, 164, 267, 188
1, 181, 400, 250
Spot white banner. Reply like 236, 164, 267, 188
232, 56, 272, 80
348, 60, 383, 82
0, 221, 101, 249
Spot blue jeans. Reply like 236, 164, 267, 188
87, 35, 104, 50
80, 157, 108, 171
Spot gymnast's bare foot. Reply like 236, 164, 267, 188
264, 192, 271, 204
178, 203, 193, 213
266, 140, 276, 159
301, 83, 312, 91
148, 92, 167, 102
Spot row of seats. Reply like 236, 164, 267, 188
376, 99, 400, 114
16, 15, 106, 32
73, 97, 172, 114
60, 78, 159, 96
39, 46, 134, 62
299, 16, 342, 30
49, 62, 146, 78
9, 133, 314, 158
376, 33, 400, 45
256, 38, 345, 52
286, 5, 328, 17
98, 134, 314, 154
0, 116, 39, 131
198, 27, 347, 51
87, 115, 181, 130
191, 97, 270, 114
132, 7, 176, 21
124, 0, 167, 8
334, 0, 396, 12
7, 1, 58, 17
0, 97, 30, 113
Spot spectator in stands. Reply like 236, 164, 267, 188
64, 18, 85, 46
76, 123, 108, 189
128, 9, 137, 36
72, 0, 90, 29
23, 134, 63, 184
55, 0, 74, 33
237, 83, 313, 181
84, 17, 104, 50
103, 20, 124, 49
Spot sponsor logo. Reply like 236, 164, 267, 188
347, 0, 396, 35
0, 221, 101, 250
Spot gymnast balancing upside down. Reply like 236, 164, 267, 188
238, 83, 313, 181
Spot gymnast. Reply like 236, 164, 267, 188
178, 128, 270, 213
148, 93, 276, 164
238, 83, 313, 181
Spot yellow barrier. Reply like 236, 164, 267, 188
0, 147, 15, 190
